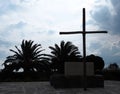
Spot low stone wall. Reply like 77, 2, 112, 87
50, 74, 104, 88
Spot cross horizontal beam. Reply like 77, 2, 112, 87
60, 31, 107, 34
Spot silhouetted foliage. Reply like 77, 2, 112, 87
108, 63, 119, 70
103, 69, 120, 81
49, 41, 81, 74
103, 63, 120, 81
2, 40, 50, 74
86, 54, 104, 73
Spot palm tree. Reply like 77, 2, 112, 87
49, 41, 81, 73
2, 40, 50, 73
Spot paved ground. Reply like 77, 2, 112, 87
0, 81, 120, 94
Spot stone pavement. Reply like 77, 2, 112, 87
0, 81, 120, 94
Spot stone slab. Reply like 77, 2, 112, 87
65, 62, 94, 76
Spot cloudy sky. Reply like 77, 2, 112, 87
0, 0, 120, 68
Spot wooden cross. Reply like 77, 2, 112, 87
59, 8, 107, 90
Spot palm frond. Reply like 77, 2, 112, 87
49, 46, 57, 53
15, 46, 23, 56
55, 44, 60, 52
60, 40, 65, 51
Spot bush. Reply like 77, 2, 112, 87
103, 69, 120, 81
0, 72, 50, 82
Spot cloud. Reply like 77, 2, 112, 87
86, 0, 120, 66
100, 46, 120, 67
0, 0, 23, 16
87, 33, 120, 66
0, 22, 26, 43
0, 40, 12, 46
90, 0, 120, 35
10, 21, 27, 29
0, 40, 13, 62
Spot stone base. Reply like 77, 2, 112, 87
50, 74, 104, 88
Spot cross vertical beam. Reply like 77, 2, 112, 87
83, 8, 87, 91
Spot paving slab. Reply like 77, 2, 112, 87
0, 81, 120, 94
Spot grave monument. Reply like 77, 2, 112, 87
50, 8, 107, 90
